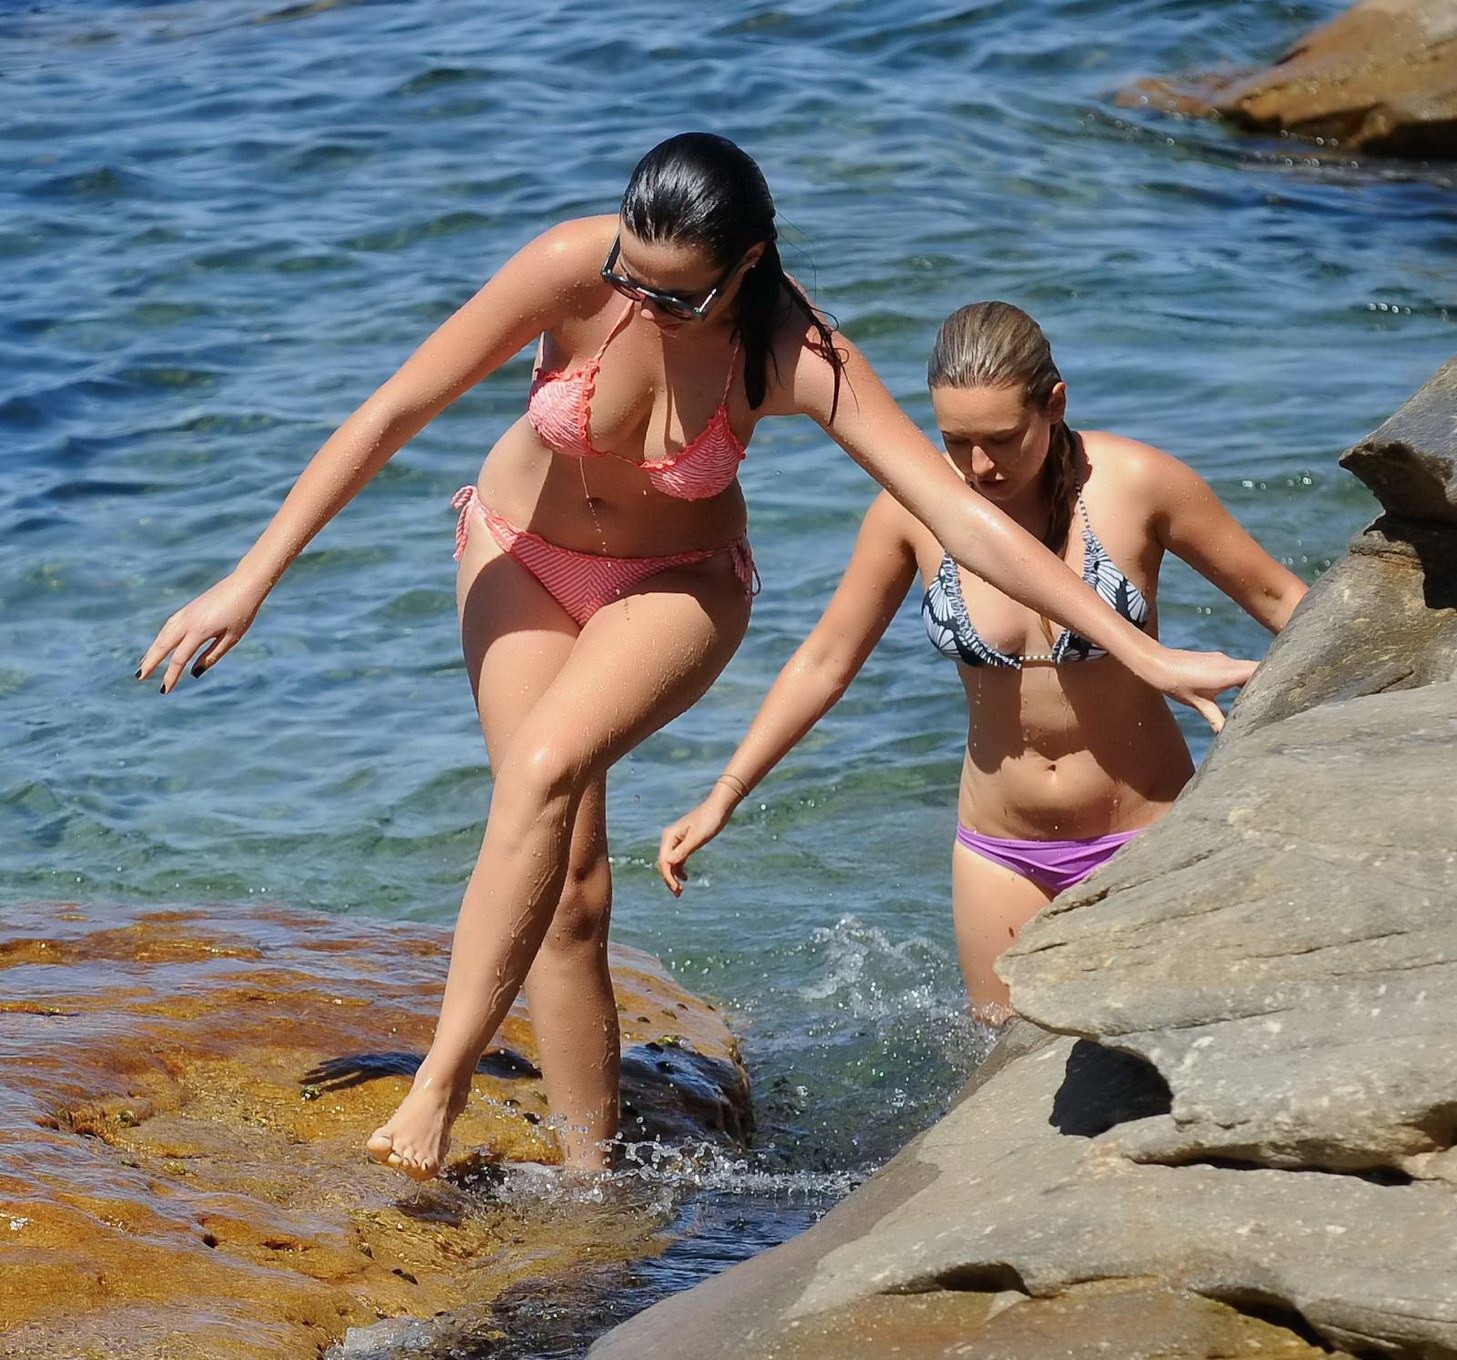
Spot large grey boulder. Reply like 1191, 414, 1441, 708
1005, 679, 1457, 1180
592, 359, 1457, 1359
1002, 358, 1457, 1185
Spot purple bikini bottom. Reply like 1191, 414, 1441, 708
955, 824, 1141, 896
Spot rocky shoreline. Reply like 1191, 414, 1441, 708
0, 901, 751, 1359
588, 363, 1457, 1359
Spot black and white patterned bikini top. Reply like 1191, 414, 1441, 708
921, 492, 1150, 668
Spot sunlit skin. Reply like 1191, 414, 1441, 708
139, 211, 1256, 1181
660, 379, 1308, 1024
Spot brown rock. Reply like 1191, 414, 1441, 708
0, 901, 749, 1359
1118, 0, 1457, 159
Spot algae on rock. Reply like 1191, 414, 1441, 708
0, 901, 750, 1360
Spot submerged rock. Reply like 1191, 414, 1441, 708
1118, 0, 1457, 159
0, 901, 749, 1359
590, 361, 1457, 1359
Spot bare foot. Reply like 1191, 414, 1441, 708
367, 1073, 469, 1181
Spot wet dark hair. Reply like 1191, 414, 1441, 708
927, 300, 1077, 555
620, 132, 842, 415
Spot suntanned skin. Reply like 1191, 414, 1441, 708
659, 379, 1306, 1021
139, 213, 1256, 1179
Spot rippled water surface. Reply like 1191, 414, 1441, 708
4, 0, 1454, 1351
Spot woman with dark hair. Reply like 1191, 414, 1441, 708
139, 137, 1253, 1180
659, 300, 1306, 1025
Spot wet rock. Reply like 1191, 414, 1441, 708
0, 901, 749, 1359
1118, 0, 1457, 159
591, 362, 1457, 1359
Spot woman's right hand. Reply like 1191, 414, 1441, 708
1145, 645, 1258, 733
136, 571, 268, 694
657, 790, 739, 897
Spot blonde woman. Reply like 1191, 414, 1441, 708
660, 301, 1304, 1023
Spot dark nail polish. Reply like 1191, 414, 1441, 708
133, 668, 142, 679
159, 684, 166, 694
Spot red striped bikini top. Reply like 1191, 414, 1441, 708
527, 303, 746, 502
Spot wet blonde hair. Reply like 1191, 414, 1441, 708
927, 301, 1078, 554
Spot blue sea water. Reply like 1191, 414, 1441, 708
2, 0, 1453, 1351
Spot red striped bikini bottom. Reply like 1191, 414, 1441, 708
452, 485, 756, 627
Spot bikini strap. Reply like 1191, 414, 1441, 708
720, 334, 743, 404
592, 300, 637, 361
1075, 486, 1093, 535
530, 302, 632, 378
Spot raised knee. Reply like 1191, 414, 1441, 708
497, 740, 586, 812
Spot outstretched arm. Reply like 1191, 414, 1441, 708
137, 218, 608, 693
784, 332, 1255, 730
1144, 443, 1308, 632
658, 495, 917, 894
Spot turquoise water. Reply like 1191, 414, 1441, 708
4, 0, 1454, 1348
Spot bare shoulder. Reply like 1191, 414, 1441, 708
1079, 429, 1199, 513
497, 215, 617, 318
761, 304, 866, 419
531, 214, 617, 268
863, 486, 925, 549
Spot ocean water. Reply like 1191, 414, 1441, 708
3, 0, 1453, 1351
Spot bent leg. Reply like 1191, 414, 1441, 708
372, 545, 749, 1179
950, 840, 1054, 1026
370, 521, 585, 1178
520, 779, 618, 1168
459, 526, 621, 1170
462, 537, 620, 1168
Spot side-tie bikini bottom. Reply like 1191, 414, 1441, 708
452, 485, 756, 628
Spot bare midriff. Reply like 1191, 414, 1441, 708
473, 415, 751, 559
955, 657, 1196, 841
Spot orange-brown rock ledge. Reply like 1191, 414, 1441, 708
1118, 0, 1457, 160
0, 901, 751, 1359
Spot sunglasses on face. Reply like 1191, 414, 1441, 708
600, 237, 744, 321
